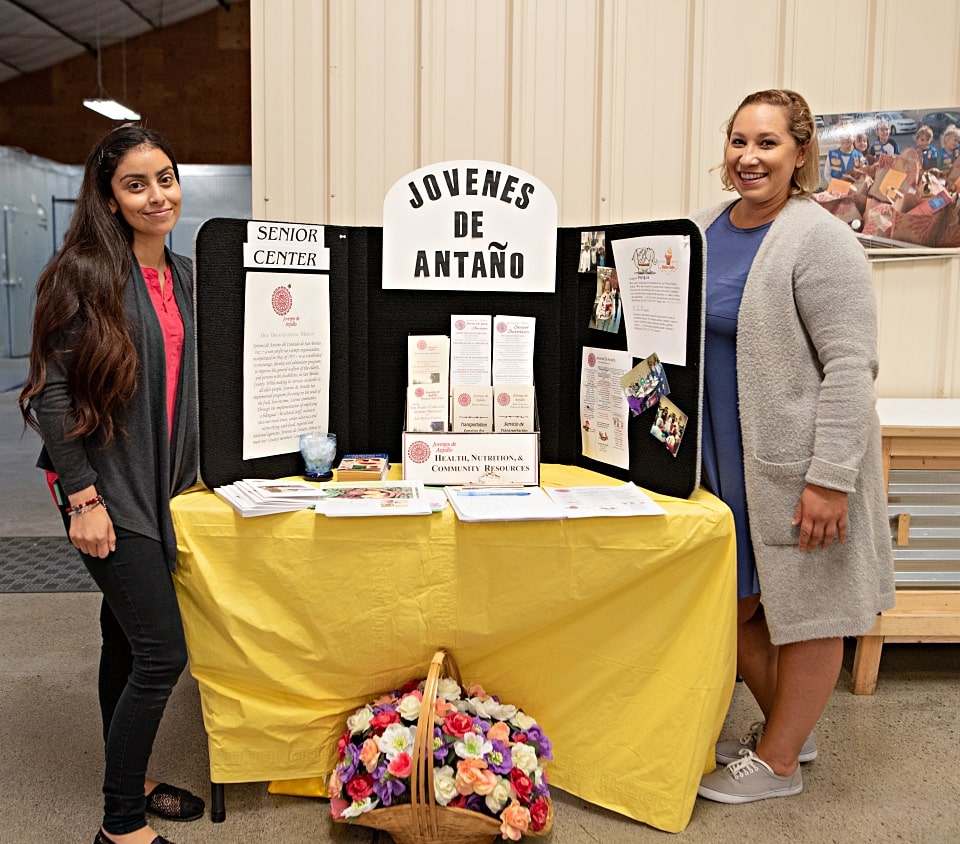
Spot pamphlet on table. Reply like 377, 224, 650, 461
445, 485, 566, 522
542, 482, 666, 517
314, 481, 433, 517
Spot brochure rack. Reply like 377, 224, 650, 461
194, 218, 704, 498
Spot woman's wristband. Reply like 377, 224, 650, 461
65, 495, 107, 517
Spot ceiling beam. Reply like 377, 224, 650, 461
5, 0, 97, 57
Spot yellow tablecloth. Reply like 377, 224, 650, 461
171, 464, 736, 832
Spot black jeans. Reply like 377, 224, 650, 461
76, 526, 188, 835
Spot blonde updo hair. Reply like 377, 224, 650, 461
720, 89, 821, 196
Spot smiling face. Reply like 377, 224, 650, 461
724, 103, 805, 218
108, 144, 181, 248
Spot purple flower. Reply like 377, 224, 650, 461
374, 775, 406, 807
336, 742, 360, 782
525, 725, 553, 761
486, 739, 513, 774
465, 793, 487, 814
433, 727, 450, 763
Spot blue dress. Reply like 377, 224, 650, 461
701, 207, 771, 599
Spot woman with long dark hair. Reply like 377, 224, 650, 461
20, 125, 202, 844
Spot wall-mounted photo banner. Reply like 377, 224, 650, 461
382, 160, 558, 292
812, 107, 960, 253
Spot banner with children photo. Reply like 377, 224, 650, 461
813, 107, 960, 250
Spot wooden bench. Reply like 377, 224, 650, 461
851, 398, 960, 694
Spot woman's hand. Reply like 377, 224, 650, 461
67, 486, 116, 558
792, 483, 848, 552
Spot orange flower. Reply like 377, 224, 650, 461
487, 721, 511, 744
455, 758, 498, 796
500, 801, 531, 841
358, 738, 380, 772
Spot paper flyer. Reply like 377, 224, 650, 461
451, 385, 494, 433
492, 315, 535, 385
450, 315, 492, 385
242, 272, 330, 460
580, 347, 631, 469
407, 335, 450, 387
610, 234, 690, 365
407, 384, 448, 432
493, 385, 536, 432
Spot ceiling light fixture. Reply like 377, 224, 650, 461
83, 1, 140, 121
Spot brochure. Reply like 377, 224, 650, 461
542, 482, 666, 518
314, 481, 433, 517
445, 485, 566, 522
214, 479, 320, 517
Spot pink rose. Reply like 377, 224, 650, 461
443, 711, 475, 738
336, 730, 351, 756
388, 751, 412, 779
359, 738, 380, 772
434, 699, 456, 720
329, 794, 350, 819
500, 801, 531, 841
345, 773, 374, 802
486, 721, 511, 744
466, 683, 487, 697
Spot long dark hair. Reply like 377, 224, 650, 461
19, 125, 180, 443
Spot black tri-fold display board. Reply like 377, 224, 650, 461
194, 217, 705, 498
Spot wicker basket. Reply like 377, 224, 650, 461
333, 649, 554, 844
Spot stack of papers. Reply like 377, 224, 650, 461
214, 479, 320, 517
444, 485, 566, 522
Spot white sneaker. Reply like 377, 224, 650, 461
698, 750, 803, 804
715, 720, 818, 766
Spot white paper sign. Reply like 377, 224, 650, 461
382, 160, 558, 292
580, 346, 631, 470
243, 222, 330, 271
610, 235, 690, 365
242, 272, 331, 460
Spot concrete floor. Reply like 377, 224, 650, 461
2, 359, 959, 843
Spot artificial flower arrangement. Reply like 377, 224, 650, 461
329, 658, 553, 842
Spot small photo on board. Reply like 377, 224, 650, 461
577, 230, 607, 273
620, 352, 670, 416
590, 267, 621, 333
650, 396, 687, 458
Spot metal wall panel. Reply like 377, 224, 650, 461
251, 0, 960, 398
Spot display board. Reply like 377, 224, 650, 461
194, 217, 704, 497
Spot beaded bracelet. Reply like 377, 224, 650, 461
65, 495, 107, 517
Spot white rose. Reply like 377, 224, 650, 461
437, 676, 462, 702
434, 765, 458, 806
510, 742, 539, 775
397, 693, 422, 721
484, 777, 512, 814
346, 705, 374, 735
341, 797, 376, 817
509, 710, 537, 731
469, 696, 518, 721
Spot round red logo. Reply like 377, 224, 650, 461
496, 321, 508, 333
457, 393, 471, 406
415, 387, 424, 398
271, 286, 292, 316
497, 392, 510, 406
407, 441, 431, 463
587, 352, 597, 367
417, 340, 428, 350
454, 320, 466, 331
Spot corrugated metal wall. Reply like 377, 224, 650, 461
251, 0, 960, 398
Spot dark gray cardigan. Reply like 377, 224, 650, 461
33, 251, 199, 570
